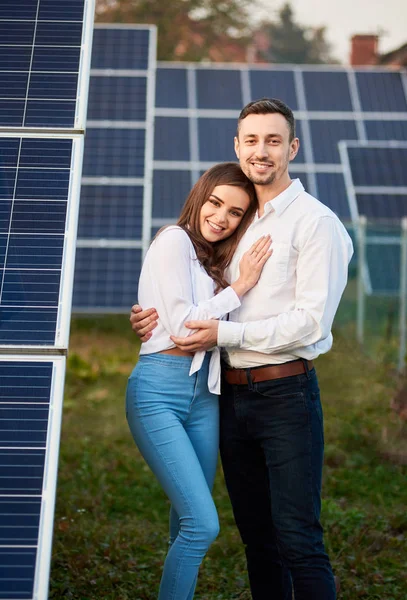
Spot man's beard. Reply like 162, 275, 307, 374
244, 154, 290, 186
249, 170, 277, 186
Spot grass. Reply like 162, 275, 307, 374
49, 314, 407, 600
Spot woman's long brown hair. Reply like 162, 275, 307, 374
176, 162, 257, 291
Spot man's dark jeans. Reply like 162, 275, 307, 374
219, 364, 336, 600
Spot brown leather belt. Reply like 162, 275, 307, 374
224, 360, 314, 385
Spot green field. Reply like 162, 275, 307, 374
49, 314, 407, 600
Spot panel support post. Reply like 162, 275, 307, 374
398, 217, 407, 373
357, 215, 367, 346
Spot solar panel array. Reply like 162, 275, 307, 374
73, 25, 156, 311
152, 64, 407, 235
73, 48, 407, 310
0, 1, 94, 598
340, 141, 407, 295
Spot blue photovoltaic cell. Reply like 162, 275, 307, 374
249, 70, 298, 110
303, 71, 353, 111
73, 248, 143, 309
198, 118, 237, 162
87, 77, 147, 121
316, 173, 350, 220
356, 194, 407, 220
91, 28, 150, 70
196, 70, 243, 109
83, 129, 146, 178
0, 548, 37, 599
0, 501, 41, 540
0, 360, 53, 599
0, 137, 72, 345
78, 185, 144, 239
152, 170, 193, 219
154, 117, 190, 161
38, 0, 85, 20
366, 243, 401, 294
156, 68, 188, 109
364, 120, 407, 141
356, 72, 407, 112
348, 147, 407, 187
0, 1, 38, 19
0, 0, 85, 128
310, 120, 358, 163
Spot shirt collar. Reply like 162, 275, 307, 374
262, 179, 304, 217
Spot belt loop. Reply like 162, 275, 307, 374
301, 359, 311, 380
246, 368, 254, 390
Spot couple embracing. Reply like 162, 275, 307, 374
126, 98, 353, 600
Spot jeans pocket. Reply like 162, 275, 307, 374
255, 376, 305, 402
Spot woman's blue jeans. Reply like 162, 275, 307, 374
126, 353, 219, 600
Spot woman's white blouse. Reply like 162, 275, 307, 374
138, 226, 241, 394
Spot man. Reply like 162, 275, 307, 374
130, 98, 353, 600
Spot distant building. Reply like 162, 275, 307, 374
350, 34, 407, 67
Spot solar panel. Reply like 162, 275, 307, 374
74, 25, 157, 311
0, 0, 92, 129
365, 231, 403, 296
73, 247, 142, 310
340, 141, 407, 297
155, 67, 188, 109
249, 69, 298, 110
152, 170, 193, 224
196, 69, 243, 109
198, 118, 237, 162
356, 71, 407, 112
0, 133, 84, 347
340, 141, 407, 223
0, 2, 94, 598
0, 355, 66, 600
310, 119, 358, 164
154, 117, 191, 161
365, 120, 407, 141
315, 173, 350, 220
303, 70, 353, 111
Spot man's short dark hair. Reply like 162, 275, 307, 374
237, 98, 296, 142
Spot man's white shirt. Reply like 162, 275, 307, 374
219, 178, 354, 368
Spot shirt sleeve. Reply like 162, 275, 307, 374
218, 216, 353, 353
144, 228, 241, 338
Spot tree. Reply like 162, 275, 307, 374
95, 0, 254, 61
257, 3, 338, 64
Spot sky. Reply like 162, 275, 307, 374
254, 0, 407, 64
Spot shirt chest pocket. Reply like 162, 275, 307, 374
260, 242, 291, 287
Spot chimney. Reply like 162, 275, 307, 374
350, 34, 379, 66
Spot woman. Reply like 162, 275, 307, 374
125, 163, 271, 600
